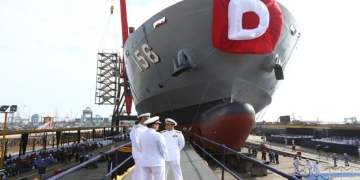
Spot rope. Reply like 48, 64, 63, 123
100, 0, 119, 50
141, 25, 177, 120
191, 47, 215, 67
129, 83, 145, 113
255, 87, 274, 122
189, 82, 210, 131
112, 14, 120, 49
100, 15, 112, 49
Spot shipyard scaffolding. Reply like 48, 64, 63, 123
95, 2, 137, 135
95, 50, 119, 105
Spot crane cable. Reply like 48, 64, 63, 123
99, 1, 119, 50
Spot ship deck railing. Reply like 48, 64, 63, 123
185, 130, 300, 180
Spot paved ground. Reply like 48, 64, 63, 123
219, 135, 360, 180
123, 143, 219, 180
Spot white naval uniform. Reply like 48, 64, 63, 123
306, 161, 313, 174
314, 164, 322, 175
162, 129, 185, 180
130, 124, 148, 180
140, 128, 167, 180
294, 159, 301, 173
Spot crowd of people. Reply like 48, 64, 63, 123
247, 141, 357, 178
0, 138, 114, 179
248, 145, 280, 164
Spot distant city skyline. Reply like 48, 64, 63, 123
1, 0, 359, 123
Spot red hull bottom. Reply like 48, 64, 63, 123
180, 113, 255, 152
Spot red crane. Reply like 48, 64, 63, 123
111, 0, 137, 134
119, 0, 132, 115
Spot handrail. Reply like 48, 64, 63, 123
187, 138, 241, 179
100, 155, 133, 180
46, 142, 131, 180
185, 130, 299, 180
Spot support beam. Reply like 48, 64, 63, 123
77, 130, 81, 143
43, 132, 47, 150
4, 140, 8, 157
20, 133, 29, 155
56, 131, 61, 148
92, 129, 95, 140
32, 138, 36, 152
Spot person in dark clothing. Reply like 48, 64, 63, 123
275, 151, 279, 164
61, 151, 65, 163
79, 153, 84, 163
292, 144, 295, 152
262, 150, 266, 160
107, 157, 112, 173
294, 154, 298, 160
68, 152, 72, 162
75, 152, 79, 162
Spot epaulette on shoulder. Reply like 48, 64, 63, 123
160, 130, 166, 133
134, 125, 139, 128
175, 130, 182, 133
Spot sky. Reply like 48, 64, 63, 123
0, 0, 359, 123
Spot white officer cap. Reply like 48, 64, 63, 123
137, 112, 151, 119
165, 118, 177, 126
144, 116, 161, 124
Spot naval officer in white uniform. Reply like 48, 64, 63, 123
130, 112, 150, 180
140, 116, 167, 180
161, 118, 185, 180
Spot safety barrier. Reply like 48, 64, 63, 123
46, 142, 131, 180
296, 163, 360, 180
185, 130, 299, 180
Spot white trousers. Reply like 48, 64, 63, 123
165, 160, 183, 180
307, 168, 313, 174
142, 166, 165, 180
295, 165, 300, 173
132, 158, 143, 180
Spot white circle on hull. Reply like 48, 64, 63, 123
228, 0, 270, 40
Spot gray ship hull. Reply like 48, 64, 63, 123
123, 0, 300, 150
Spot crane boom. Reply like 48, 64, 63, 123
119, 0, 132, 115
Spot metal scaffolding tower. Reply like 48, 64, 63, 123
95, 50, 120, 105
